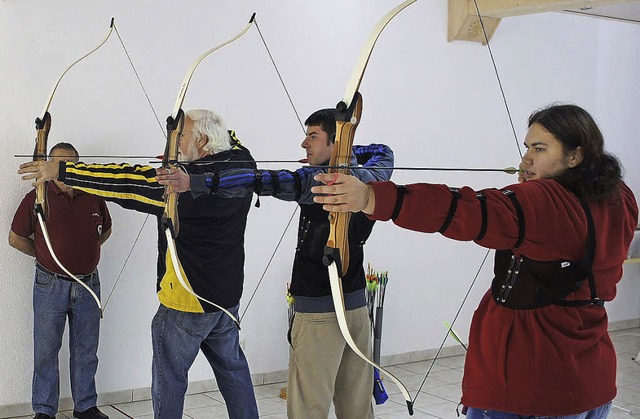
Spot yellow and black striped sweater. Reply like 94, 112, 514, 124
58, 140, 256, 313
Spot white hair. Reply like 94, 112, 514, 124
185, 109, 231, 155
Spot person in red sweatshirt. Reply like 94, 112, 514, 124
311, 104, 638, 418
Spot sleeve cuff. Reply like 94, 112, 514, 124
58, 161, 68, 182
190, 174, 209, 199
369, 181, 399, 221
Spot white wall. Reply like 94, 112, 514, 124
1, 0, 639, 405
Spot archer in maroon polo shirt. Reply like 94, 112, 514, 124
11, 180, 111, 275
9, 143, 112, 419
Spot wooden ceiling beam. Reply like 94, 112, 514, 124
449, 0, 637, 43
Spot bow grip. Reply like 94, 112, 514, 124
324, 211, 352, 278
162, 212, 178, 239
323, 245, 344, 278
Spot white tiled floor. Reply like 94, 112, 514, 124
9, 328, 640, 418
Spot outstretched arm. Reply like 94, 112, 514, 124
19, 160, 165, 215
314, 171, 600, 261
156, 143, 394, 204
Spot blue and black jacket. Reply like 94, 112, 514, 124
188, 144, 394, 313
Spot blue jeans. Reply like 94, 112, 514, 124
151, 304, 258, 419
465, 401, 612, 419
32, 266, 101, 416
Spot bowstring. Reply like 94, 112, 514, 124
238, 18, 307, 322
472, 0, 523, 159
240, 206, 299, 322
113, 23, 166, 137
254, 16, 306, 134
412, 0, 523, 405
102, 21, 165, 311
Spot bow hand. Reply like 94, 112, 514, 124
18, 160, 61, 188
156, 166, 191, 194
312, 173, 374, 214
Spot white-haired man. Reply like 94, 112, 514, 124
19, 109, 259, 419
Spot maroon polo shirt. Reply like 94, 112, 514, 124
11, 181, 111, 275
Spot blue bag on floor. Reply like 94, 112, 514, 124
373, 368, 389, 405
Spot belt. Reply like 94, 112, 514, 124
36, 263, 96, 283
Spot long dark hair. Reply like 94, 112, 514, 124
528, 104, 622, 201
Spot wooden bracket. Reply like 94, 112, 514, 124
449, 0, 500, 44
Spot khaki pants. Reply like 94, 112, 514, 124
287, 306, 374, 419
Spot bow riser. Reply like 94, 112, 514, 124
34, 112, 52, 217
326, 93, 363, 276
162, 111, 185, 238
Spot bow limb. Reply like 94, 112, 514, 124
326, 263, 414, 413
164, 229, 242, 326
37, 19, 115, 120
340, 1, 417, 106
167, 13, 256, 120
162, 14, 257, 328
323, 1, 417, 415
32, 18, 116, 318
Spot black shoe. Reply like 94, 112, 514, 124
34, 414, 55, 419
73, 406, 109, 419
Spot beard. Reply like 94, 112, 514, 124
178, 140, 200, 163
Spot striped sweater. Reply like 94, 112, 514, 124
58, 133, 255, 313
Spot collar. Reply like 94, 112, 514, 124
195, 149, 234, 163
48, 180, 84, 197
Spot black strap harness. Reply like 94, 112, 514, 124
491, 195, 602, 309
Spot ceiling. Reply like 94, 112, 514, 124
562, 1, 640, 23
